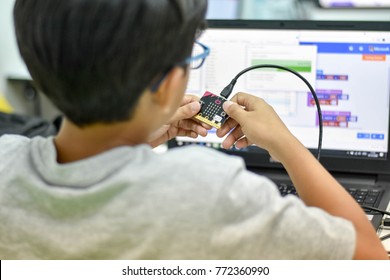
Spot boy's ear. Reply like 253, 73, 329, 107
152, 66, 187, 113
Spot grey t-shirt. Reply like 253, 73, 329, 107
0, 135, 355, 259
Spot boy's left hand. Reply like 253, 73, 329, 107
148, 95, 210, 148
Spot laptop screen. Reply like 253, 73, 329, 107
170, 20, 390, 175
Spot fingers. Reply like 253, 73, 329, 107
170, 101, 201, 123
217, 92, 263, 149
175, 128, 201, 139
221, 131, 238, 149
181, 94, 200, 105
174, 95, 213, 130
178, 119, 208, 137
216, 94, 247, 139
222, 100, 243, 121
220, 97, 249, 128
221, 125, 248, 149
216, 116, 238, 138
235, 137, 251, 149
230, 92, 264, 111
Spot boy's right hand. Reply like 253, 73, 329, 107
218, 92, 389, 260
216, 92, 294, 160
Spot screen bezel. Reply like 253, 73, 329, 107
170, 20, 390, 176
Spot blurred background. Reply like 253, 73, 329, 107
1, 0, 390, 119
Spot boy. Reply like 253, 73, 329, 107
0, 0, 386, 259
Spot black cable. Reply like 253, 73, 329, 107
361, 205, 390, 216
221, 64, 323, 160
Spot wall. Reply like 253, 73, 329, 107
0, 0, 59, 119
207, 0, 241, 19
240, 0, 300, 19
0, 0, 29, 94
0, 0, 36, 118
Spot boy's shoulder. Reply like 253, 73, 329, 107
0, 135, 31, 173
0, 134, 31, 153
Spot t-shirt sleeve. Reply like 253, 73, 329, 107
209, 168, 356, 260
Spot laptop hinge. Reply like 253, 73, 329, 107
377, 174, 390, 185
331, 172, 377, 186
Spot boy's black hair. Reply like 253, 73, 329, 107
13, 0, 207, 126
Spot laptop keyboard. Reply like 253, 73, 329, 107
276, 183, 383, 214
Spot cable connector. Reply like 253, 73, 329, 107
220, 79, 237, 99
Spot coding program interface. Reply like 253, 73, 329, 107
178, 28, 390, 159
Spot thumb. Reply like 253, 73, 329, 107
171, 101, 201, 122
223, 101, 245, 122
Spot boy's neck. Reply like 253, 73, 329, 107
54, 119, 150, 164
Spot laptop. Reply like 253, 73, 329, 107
169, 20, 390, 230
